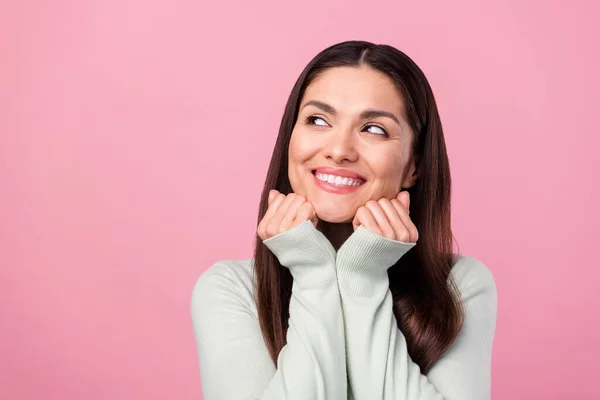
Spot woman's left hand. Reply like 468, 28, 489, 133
352, 191, 419, 243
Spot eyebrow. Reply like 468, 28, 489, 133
300, 100, 401, 126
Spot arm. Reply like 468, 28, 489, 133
336, 226, 497, 400
191, 220, 347, 400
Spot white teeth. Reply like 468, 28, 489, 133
315, 172, 363, 187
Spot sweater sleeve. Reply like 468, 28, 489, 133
191, 220, 347, 400
335, 226, 497, 400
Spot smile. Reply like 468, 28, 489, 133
311, 170, 365, 194
315, 172, 364, 187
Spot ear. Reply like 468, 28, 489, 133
401, 154, 419, 189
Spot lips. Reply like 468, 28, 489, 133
312, 167, 366, 182
312, 170, 364, 194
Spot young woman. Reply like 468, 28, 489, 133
191, 40, 497, 400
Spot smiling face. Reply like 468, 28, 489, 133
288, 65, 418, 223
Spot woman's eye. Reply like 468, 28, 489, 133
365, 125, 387, 136
305, 116, 387, 136
307, 116, 328, 126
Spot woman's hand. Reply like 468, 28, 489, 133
258, 189, 319, 240
352, 191, 419, 243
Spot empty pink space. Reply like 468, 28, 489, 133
1, 0, 598, 399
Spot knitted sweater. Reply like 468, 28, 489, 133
191, 220, 497, 400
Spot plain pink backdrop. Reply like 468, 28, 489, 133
1, 0, 598, 399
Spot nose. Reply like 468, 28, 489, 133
321, 125, 358, 164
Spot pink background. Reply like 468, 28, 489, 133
1, 0, 598, 399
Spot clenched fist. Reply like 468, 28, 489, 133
258, 190, 319, 241
352, 191, 419, 243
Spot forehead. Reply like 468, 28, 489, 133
301, 66, 405, 115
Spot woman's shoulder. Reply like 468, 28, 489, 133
194, 258, 256, 288
190, 258, 258, 316
449, 254, 497, 299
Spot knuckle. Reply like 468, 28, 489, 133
399, 230, 410, 242
298, 202, 311, 214
265, 223, 277, 237
412, 228, 419, 241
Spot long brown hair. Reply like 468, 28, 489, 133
252, 40, 463, 373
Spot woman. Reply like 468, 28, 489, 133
191, 40, 497, 400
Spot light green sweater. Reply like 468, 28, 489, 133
191, 220, 497, 400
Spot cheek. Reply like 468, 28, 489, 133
288, 132, 298, 157
367, 150, 405, 182
288, 130, 318, 164
287, 131, 313, 190
288, 131, 304, 163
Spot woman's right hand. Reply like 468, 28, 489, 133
258, 189, 319, 241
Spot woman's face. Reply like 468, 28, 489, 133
288, 66, 417, 223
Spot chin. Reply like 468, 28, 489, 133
314, 204, 354, 224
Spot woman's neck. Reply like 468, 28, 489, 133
316, 220, 355, 251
